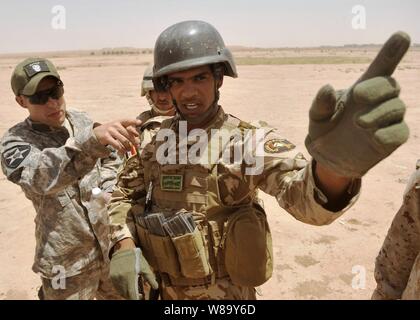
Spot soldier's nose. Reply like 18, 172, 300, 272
181, 86, 198, 100
45, 97, 60, 109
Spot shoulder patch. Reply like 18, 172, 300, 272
2, 145, 31, 168
264, 139, 295, 153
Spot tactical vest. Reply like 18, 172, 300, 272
134, 113, 273, 287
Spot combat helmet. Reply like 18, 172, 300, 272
153, 20, 237, 89
140, 65, 174, 116
141, 65, 154, 97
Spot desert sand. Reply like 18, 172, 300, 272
0, 46, 419, 299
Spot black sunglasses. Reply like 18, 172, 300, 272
25, 81, 64, 105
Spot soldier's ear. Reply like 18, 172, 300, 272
15, 96, 27, 109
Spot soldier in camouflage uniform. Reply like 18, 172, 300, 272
108, 21, 411, 300
138, 65, 175, 123
372, 160, 420, 300
0, 57, 141, 300
134, 65, 175, 154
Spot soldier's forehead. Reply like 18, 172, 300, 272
168, 66, 212, 79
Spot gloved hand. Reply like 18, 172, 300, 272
109, 247, 158, 300
305, 31, 410, 178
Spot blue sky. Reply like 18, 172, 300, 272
0, 0, 419, 53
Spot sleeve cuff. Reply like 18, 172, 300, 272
310, 159, 361, 213
109, 225, 139, 257
76, 125, 110, 159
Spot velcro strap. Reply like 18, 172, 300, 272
161, 273, 229, 287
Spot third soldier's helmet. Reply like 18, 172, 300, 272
153, 20, 237, 89
141, 65, 154, 96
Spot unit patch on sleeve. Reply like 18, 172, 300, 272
264, 139, 295, 154
2, 145, 31, 168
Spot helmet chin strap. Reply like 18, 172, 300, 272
146, 93, 175, 116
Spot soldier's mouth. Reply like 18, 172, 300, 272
183, 103, 199, 110
48, 110, 63, 118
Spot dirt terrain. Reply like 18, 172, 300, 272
0, 46, 419, 299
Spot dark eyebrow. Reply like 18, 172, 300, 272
194, 71, 211, 78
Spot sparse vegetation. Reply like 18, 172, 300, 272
98, 48, 153, 56
235, 56, 372, 65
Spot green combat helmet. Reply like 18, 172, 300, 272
153, 20, 237, 91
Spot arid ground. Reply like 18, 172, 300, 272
0, 46, 419, 299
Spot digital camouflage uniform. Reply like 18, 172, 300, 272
0, 109, 123, 300
109, 106, 361, 300
372, 161, 420, 300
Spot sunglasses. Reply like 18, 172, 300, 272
25, 81, 64, 105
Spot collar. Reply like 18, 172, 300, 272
25, 113, 70, 134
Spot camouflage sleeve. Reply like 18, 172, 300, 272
98, 148, 123, 193
108, 155, 146, 249
372, 169, 420, 300
252, 130, 360, 226
0, 124, 110, 195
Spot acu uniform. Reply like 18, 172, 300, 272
0, 109, 123, 300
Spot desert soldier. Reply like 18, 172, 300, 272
0, 57, 141, 300
108, 21, 410, 300
135, 65, 176, 153
372, 160, 420, 300
138, 65, 175, 123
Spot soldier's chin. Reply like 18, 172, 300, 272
156, 102, 170, 110
182, 113, 207, 125
48, 112, 66, 127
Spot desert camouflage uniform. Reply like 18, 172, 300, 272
136, 110, 172, 153
0, 109, 123, 300
372, 161, 420, 300
137, 110, 155, 123
109, 106, 361, 300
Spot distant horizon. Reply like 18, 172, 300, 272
1, 42, 420, 57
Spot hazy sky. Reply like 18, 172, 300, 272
0, 0, 419, 53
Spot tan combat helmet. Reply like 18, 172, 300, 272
141, 65, 174, 116
141, 65, 154, 97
